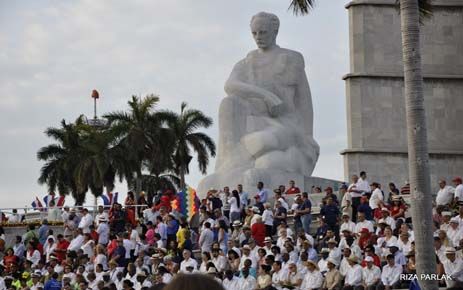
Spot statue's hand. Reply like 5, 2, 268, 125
265, 93, 283, 117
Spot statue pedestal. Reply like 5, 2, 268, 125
197, 167, 343, 199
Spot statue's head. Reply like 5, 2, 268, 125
250, 12, 279, 50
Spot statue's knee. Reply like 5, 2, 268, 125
219, 95, 240, 115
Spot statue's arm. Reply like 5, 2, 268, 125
224, 60, 282, 115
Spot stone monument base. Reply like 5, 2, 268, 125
197, 167, 343, 198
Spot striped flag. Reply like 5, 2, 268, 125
101, 192, 118, 206
31, 197, 44, 211
171, 187, 200, 221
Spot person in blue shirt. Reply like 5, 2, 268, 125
44, 272, 61, 290
357, 196, 373, 220
320, 197, 340, 233
112, 239, 126, 268
38, 219, 49, 245
256, 182, 268, 203
166, 214, 179, 247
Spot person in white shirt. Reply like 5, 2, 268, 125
68, 229, 85, 252
362, 256, 381, 290
96, 217, 110, 245
327, 239, 342, 265
356, 171, 371, 195
238, 268, 257, 290
95, 206, 109, 226
262, 203, 274, 236
179, 250, 198, 273
355, 213, 374, 235
344, 256, 363, 288
436, 179, 455, 206
78, 208, 94, 234
447, 218, 463, 247
340, 213, 356, 235
453, 177, 463, 204
81, 233, 95, 259
282, 263, 302, 290
397, 232, 413, 255
369, 182, 384, 211
272, 261, 287, 290
8, 209, 22, 224
442, 247, 463, 288
300, 260, 324, 290
211, 248, 228, 273
379, 254, 403, 289
223, 270, 240, 290
378, 208, 396, 230
199, 222, 214, 253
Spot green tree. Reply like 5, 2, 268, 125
37, 116, 87, 205
290, 1, 436, 288
166, 102, 216, 189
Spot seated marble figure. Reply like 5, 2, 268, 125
198, 12, 319, 193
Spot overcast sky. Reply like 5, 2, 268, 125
0, 0, 349, 208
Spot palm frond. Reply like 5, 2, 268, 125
289, 0, 315, 16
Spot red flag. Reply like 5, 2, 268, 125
56, 195, 66, 207
91, 89, 99, 99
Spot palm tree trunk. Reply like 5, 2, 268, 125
179, 165, 185, 190
400, 1, 437, 289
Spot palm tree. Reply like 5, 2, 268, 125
37, 116, 86, 205
103, 94, 159, 194
104, 94, 174, 196
166, 102, 216, 189
291, 1, 436, 288
72, 125, 117, 200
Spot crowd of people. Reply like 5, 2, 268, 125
0, 171, 462, 290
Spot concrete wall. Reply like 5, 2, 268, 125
342, 0, 463, 191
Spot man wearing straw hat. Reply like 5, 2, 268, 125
301, 260, 324, 290
442, 247, 463, 288
321, 258, 341, 290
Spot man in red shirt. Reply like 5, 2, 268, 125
251, 216, 266, 246
285, 180, 301, 195
54, 234, 69, 262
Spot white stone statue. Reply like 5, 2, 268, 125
198, 12, 319, 194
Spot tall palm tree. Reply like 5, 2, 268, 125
37, 116, 86, 205
291, 1, 436, 288
166, 102, 216, 189
72, 125, 117, 200
103, 94, 159, 194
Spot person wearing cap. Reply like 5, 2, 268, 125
378, 254, 403, 290
96, 215, 109, 246
440, 210, 453, 232
436, 179, 455, 206
361, 256, 381, 290
447, 217, 462, 247
442, 247, 463, 288
321, 258, 341, 290
343, 256, 363, 289
453, 177, 463, 205
30, 271, 44, 290
389, 195, 406, 219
